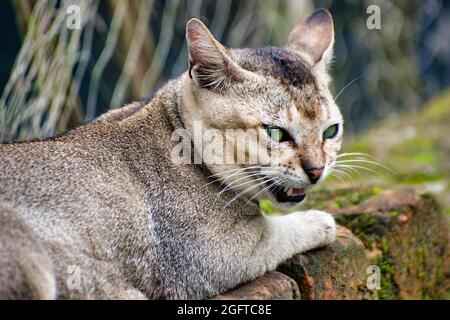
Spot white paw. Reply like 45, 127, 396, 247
294, 210, 336, 247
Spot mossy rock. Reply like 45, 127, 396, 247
278, 226, 374, 299
331, 188, 449, 299
217, 187, 449, 300
277, 187, 448, 300
213, 271, 300, 300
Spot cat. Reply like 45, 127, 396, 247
0, 9, 342, 299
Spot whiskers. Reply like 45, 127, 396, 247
329, 152, 395, 187
203, 152, 394, 209
334, 75, 362, 102
204, 165, 283, 209
224, 175, 284, 209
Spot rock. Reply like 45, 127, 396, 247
212, 271, 300, 300
333, 188, 449, 299
278, 225, 373, 299
212, 187, 449, 300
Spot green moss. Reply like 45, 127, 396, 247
332, 187, 384, 209
378, 261, 396, 299
336, 212, 379, 249
390, 210, 400, 218
370, 187, 384, 196
260, 199, 300, 215
415, 246, 429, 283
260, 200, 275, 215
366, 234, 377, 251
377, 237, 398, 300
336, 213, 402, 299
381, 237, 389, 254
404, 239, 445, 299
334, 199, 346, 208
261, 186, 383, 214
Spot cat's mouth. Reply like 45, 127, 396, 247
267, 182, 306, 203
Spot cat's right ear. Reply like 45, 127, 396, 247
186, 18, 248, 91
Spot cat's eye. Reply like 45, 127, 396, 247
323, 124, 339, 140
265, 127, 291, 143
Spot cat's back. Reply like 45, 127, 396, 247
0, 118, 149, 222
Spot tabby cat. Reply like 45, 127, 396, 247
0, 9, 342, 299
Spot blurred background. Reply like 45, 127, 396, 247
1, 0, 449, 141
0, 0, 449, 206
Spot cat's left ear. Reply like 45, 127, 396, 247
186, 18, 250, 91
285, 9, 334, 68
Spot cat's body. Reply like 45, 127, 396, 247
0, 10, 341, 299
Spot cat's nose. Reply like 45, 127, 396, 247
304, 166, 324, 184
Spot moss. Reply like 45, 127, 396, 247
403, 240, 445, 299
336, 213, 380, 249
377, 237, 398, 300
332, 187, 384, 209
312, 202, 326, 210
260, 199, 301, 215
415, 246, 429, 284
261, 186, 383, 215
260, 200, 275, 215
390, 210, 400, 218
381, 237, 389, 254
370, 187, 384, 196
366, 234, 377, 251
353, 188, 383, 204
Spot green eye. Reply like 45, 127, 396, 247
266, 127, 289, 142
323, 124, 339, 140
266, 127, 283, 142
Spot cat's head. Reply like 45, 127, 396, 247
181, 9, 343, 209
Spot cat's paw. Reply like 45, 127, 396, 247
294, 210, 336, 247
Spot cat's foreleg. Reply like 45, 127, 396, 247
249, 210, 336, 272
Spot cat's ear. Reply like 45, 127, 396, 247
284, 9, 334, 67
186, 18, 248, 90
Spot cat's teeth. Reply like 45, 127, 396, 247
284, 186, 289, 193
286, 188, 293, 197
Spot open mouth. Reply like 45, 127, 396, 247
267, 182, 306, 203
